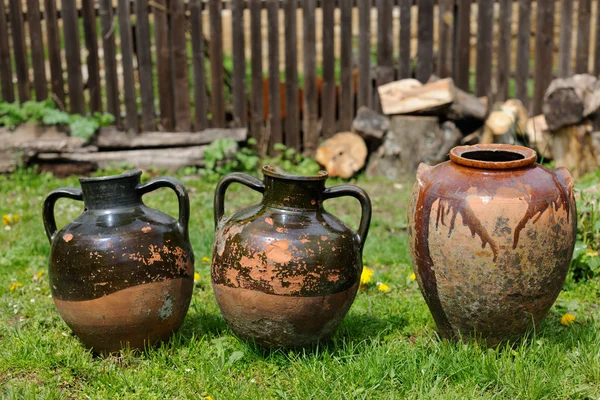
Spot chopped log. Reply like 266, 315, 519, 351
352, 106, 390, 140
315, 131, 367, 179
526, 114, 552, 159
95, 127, 248, 149
502, 99, 529, 135
481, 108, 517, 145
543, 74, 600, 131
424, 121, 462, 165
461, 129, 481, 145
551, 122, 597, 178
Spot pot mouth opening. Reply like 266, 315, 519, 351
79, 170, 142, 183
262, 165, 328, 181
450, 145, 536, 170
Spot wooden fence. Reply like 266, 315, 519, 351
1, 0, 600, 154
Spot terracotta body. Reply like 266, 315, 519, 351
211, 166, 371, 348
408, 144, 576, 344
43, 171, 194, 354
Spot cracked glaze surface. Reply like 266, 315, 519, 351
408, 146, 576, 344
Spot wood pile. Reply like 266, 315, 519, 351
0, 125, 247, 176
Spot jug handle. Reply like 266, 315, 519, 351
43, 187, 83, 243
136, 177, 190, 239
323, 185, 372, 250
214, 173, 265, 228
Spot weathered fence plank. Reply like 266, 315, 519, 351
596, 0, 600, 75
45, 0, 65, 107
209, 0, 226, 128
321, 0, 336, 137
10, 0, 30, 102
339, 0, 354, 131
154, 0, 174, 130
135, 0, 155, 130
250, 0, 265, 147
117, 0, 138, 130
82, 0, 102, 112
358, 0, 371, 108
267, 0, 282, 149
0, 0, 14, 102
475, 0, 493, 98
558, 0, 574, 77
455, 0, 470, 90
576, 0, 592, 74
417, 0, 434, 83
62, 0, 84, 113
284, 0, 300, 150
231, 0, 247, 129
437, 0, 454, 79
303, 0, 318, 153
532, 0, 555, 115
27, 0, 48, 101
191, 0, 208, 130
398, 0, 412, 79
171, 0, 191, 131
377, 0, 394, 86
496, 0, 512, 101
515, 0, 531, 107
99, 0, 120, 123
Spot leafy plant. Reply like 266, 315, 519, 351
201, 138, 260, 178
570, 188, 600, 281
263, 143, 321, 176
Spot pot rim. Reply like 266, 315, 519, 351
262, 165, 328, 181
78, 170, 142, 183
449, 144, 537, 170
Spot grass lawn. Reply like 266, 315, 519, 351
1, 167, 600, 399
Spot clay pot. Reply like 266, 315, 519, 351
408, 144, 576, 344
43, 171, 194, 354
211, 166, 372, 348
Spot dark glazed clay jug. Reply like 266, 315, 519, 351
211, 166, 372, 348
408, 144, 576, 345
43, 171, 194, 354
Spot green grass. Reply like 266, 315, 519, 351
1, 168, 600, 399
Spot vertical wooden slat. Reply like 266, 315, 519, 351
231, 0, 247, 128
284, 0, 300, 151
191, 0, 208, 130
250, 0, 265, 147
267, 0, 282, 149
171, 0, 191, 131
99, 0, 119, 123
358, 0, 371, 108
377, 0, 394, 86
595, 0, 600, 75
62, 0, 84, 113
321, 0, 336, 137
496, 0, 513, 101
45, 0, 65, 107
475, 0, 494, 98
558, 0, 574, 77
0, 0, 14, 102
437, 0, 454, 78
416, 0, 434, 83
9, 0, 30, 102
118, 0, 138, 130
455, 0, 470, 90
135, 0, 155, 130
398, 0, 412, 79
303, 0, 318, 153
27, 0, 48, 100
515, 0, 532, 107
532, 0, 555, 115
154, 0, 174, 130
576, 0, 592, 73
209, 0, 225, 128
82, 0, 102, 112
339, 0, 354, 131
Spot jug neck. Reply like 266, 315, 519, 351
262, 168, 327, 210
79, 170, 144, 210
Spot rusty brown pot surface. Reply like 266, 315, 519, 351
43, 171, 194, 354
211, 166, 372, 348
408, 144, 576, 345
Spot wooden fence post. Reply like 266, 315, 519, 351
82, 0, 102, 112
284, 0, 300, 151
135, 0, 156, 130
532, 0, 555, 115
455, 0, 471, 91
321, 0, 336, 137
209, 0, 225, 128
27, 0, 48, 101
417, 0, 434, 83
267, 0, 282, 149
558, 0, 574, 78
303, 0, 318, 154
10, 0, 30, 102
231, 0, 247, 129
339, 0, 354, 131
0, 0, 14, 102
515, 0, 532, 108
358, 0, 372, 109
475, 0, 494, 99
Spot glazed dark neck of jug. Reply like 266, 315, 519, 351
262, 168, 327, 210
79, 170, 143, 210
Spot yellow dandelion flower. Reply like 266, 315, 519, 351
561, 313, 576, 326
194, 272, 200, 282
202, 257, 211, 263
377, 283, 390, 292
12, 214, 19, 222
410, 273, 416, 281
205, 396, 214, 400
2, 214, 12, 226
360, 267, 374, 285
586, 248, 598, 257
34, 270, 45, 280
10, 282, 23, 291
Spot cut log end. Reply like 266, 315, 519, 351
315, 132, 368, 179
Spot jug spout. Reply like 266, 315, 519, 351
262, 166, 327, 210
79, 170, 143, 210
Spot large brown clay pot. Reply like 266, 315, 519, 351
43, 171, 194, 354
211, 166, 372, 348
408, 144, 576, 344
